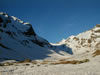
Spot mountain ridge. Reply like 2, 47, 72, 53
0, 12, 100, 61
0, 12, 72, 61
57, 24, 100, 54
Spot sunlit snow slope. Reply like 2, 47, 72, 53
57, 24, 100, 54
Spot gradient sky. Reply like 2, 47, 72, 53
0, 0, 100, 43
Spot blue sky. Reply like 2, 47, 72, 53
0, 0, 100, 43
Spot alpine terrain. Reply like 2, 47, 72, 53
0, 12, 100, 75
0, 12, 73, 61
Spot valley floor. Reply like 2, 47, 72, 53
0, 56, 100, 75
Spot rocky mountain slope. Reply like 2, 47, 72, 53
0, 12, 73, 61
0, 12, 53, 61
57, 24, 100, 55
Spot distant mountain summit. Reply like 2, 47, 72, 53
58, 24, 100, 54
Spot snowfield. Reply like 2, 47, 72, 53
0, 54, 100, 75
0, 56, 100, 75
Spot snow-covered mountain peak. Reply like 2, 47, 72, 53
93, 24, 100, 33
0, 12, 37, 38
0, 12, 8, 17
11, 16, 24, 24
0, 12, 52, 60
57, 25, 100, 54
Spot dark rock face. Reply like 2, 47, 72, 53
0, 29, 3, 32
31, 40, 50, 47
24, 26, 36, 36
0, 17, 3, 23
0, 16, 11, 28
96, 24, 100, 27
0, 43, 10, 49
